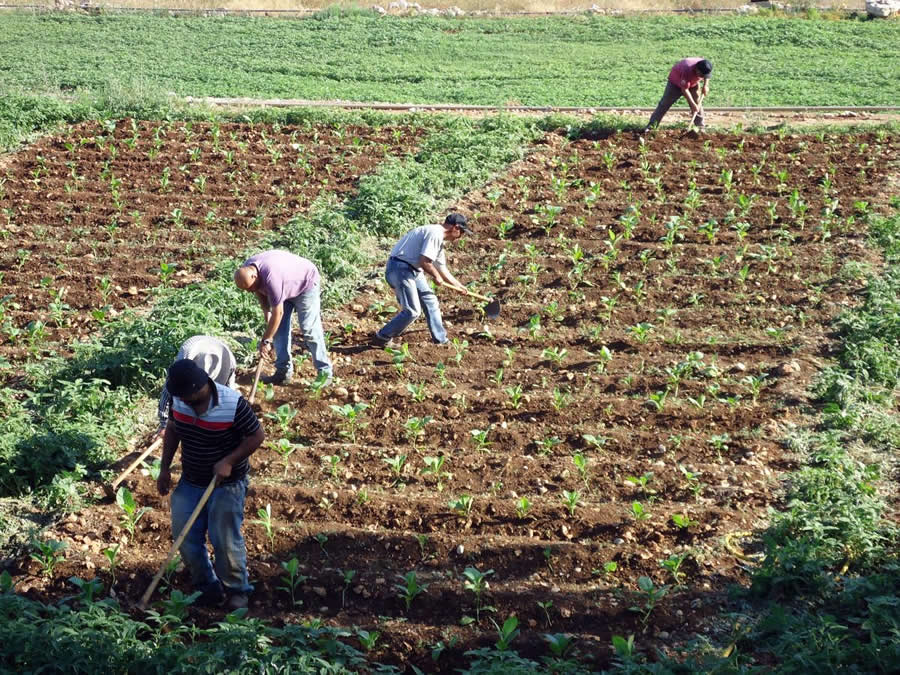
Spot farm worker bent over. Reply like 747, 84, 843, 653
234, 250, 333, 386
157, 358, 265, 610
372, 213, 472, 347
644, 58, 712, 132
156, 335, 238, 439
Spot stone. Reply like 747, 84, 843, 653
867, 0, 900, 17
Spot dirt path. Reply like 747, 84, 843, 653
184, 96, 900, 128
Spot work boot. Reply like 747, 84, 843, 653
371, 332, 394, 348
226, 592, 249, 611
196, 581, 225, 607
261, 370, 292, 385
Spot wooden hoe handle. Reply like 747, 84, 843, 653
248, 356, 265, 404
138, 475, 218, 610
446, 285, 491, 303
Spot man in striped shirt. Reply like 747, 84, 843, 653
155, 335, 238, 438
157, 359, 265, 610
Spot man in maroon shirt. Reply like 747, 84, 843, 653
644, 58, 712, 132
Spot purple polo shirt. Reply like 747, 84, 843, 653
243, 250, 320, 307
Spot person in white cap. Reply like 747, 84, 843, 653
156, 335, 237, 439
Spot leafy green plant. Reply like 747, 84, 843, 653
395, 571, 427, 611
631, 502, 650, 521
329, 402, 369, 442
505, 384, 524, 409
116, 487, 150, 536
449, 494, 474, 518
356, 628, 380, 652
160, 589, 202, 622
103, 544, 120, 585
671, 513, 698, 530
470, 428, 491, 452
515, 496, 531, 519
629, 576, 668, 630
278, 557, 307, 607
492, 615, 520, 651
267, 403, 298, 436
422, 455, 450, 492
384, 454, 407, 482
68, 576, 104, 605
561, 490, 581, 516
253, 503, 276, 550
462, 566, 495, 623
660, 552, 688, 584
403, 415, 432, 448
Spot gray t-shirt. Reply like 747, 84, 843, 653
157, 335, 238, 430
389, 225, 447, 270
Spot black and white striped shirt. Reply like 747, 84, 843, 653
171, 382, 260, 486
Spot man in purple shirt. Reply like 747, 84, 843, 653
644, 58, 712, 132
234, 250, 333, 385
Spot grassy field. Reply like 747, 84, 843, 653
2, 12, 898, 107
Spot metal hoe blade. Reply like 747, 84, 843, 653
484, 298, 501, 319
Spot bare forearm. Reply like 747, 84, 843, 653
223, 428, 265, 467
438, 266, 464, 289
420, 259, 445, 285
263, 304, 283, 341
161, 423, 179, 470
683, 89, 699, 112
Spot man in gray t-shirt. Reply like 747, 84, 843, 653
156, 335, 238, 438
374, 213, 472, 346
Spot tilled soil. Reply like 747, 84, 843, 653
0, 118, 422, 362
8, 127, 900, 670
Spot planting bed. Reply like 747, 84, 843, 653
10, 127, 899, 670
0, 119, 422, 361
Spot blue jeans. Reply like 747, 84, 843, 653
273, 281, 332, 378
170, 476, 253, 595
377, 258, 447, 344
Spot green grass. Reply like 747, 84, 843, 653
2, 13, 898, 108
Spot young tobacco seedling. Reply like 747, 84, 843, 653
493, 615, 520, 651
671, 513, 698, 530
422, 456, 450, 492
631, 502, 650, 521
356, 629, 380, 651
629, 576, 668, 630
403, 416, 432, 448
462, 566, 495, 623
561, 490, 581, 516
253, 503, 276, 550
537, 600, 554, 627
340, 569, 356, 608
470, 428, 491, 451
660, 553, 688, 584
279, 557, 307, 606
103, 544, 120, 585
395, 571, 427, 611
267, 403, 298, 436
69, 576, 104, 605
384, 454, 408, 483
449, 494, 474, 518
30, 539, 67, 577
329, 402, 369, 442
116, 487, 150, 536
515, 496, 531, 519
536, 436, 562, 455
499, 384, 523, 410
